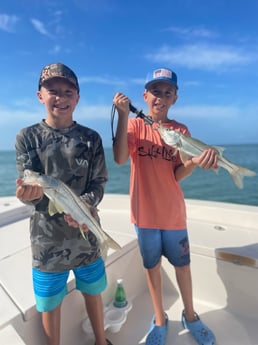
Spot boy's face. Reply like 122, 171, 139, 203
143, 81, 177, 119
37, 78, 80, 128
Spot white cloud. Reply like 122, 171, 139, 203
79, 76, 145, 87
175, 104, 240, 119
74, 104, 111, 120
30, 18, 52, 38
146, 43, 254, 70
166, 26, 218, 39
79, 76, 126, 86
130, 78, 145, 85
0, 105, 40, 125
0, 14, 19, 32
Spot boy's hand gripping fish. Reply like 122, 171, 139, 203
22, 169, 121, 260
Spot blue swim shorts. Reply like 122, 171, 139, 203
32, 257, 107, 312
134, 226, 190, 269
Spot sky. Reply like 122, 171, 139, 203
1, 0, 258, 150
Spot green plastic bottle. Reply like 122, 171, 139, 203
113, 278, 128, 308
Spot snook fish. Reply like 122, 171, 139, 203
157, 125, 256, 189
22, 169, 121, 260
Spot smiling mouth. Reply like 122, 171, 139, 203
55, 105, 69, 110
154, 104, 165, 110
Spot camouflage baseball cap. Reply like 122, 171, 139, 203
38, 62, 79, 92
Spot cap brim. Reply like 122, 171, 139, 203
145, 79, 178, 90
39, 76, 79, 91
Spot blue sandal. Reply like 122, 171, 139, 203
145, 314, 168, 345
182, 311, 215, 345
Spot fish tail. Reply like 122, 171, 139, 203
103, 230, 121, 250
231, 167, 256, 189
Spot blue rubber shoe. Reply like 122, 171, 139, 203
145, 314, 168, 345
182, 311, 215, 345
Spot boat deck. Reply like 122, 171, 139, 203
106, 287, 258, 345
0, 195, 258, 345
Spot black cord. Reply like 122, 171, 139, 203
111, 104, 116, 144
110, 102, 154, 144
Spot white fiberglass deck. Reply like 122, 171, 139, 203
0, 195, 258, 345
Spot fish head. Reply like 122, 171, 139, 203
23, 169, 41, 184
23, 169, 59, 190
157, 124, 180, 147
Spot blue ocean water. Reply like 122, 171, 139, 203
1, 145, 257, 206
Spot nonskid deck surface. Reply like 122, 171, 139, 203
104, 292, 257, 345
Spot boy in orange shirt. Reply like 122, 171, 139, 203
112, 68, 216, 345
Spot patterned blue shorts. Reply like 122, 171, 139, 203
32, 257, 107, 312
135, 226, 190, 269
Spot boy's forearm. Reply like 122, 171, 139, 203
175, 159, 196, 181
113, 115, 129, 165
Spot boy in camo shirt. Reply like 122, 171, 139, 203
15, 62, 113, 345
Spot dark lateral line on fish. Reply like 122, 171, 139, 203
129, 104, 154, 126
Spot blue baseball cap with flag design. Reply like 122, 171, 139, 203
145, 68, 178, 90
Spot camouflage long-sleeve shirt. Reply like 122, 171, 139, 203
15, 120, 108, 272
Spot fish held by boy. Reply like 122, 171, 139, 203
22, 169, 121, 259
156, 124, 256, 189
